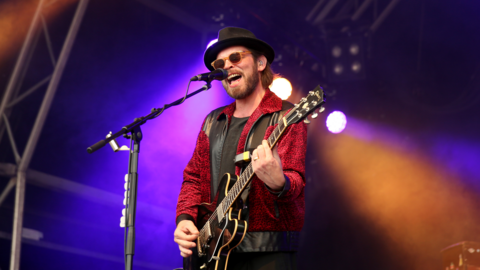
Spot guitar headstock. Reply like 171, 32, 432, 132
285, 85, 326, 126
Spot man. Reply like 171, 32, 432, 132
174, 27, 307, 270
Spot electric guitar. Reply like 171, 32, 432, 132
183, 86, 326, 270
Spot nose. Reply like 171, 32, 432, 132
223, 59, 234, 70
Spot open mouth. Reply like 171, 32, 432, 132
227, 73, 242, 86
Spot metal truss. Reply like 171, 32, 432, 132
135, 0, 217, 49
0, 0, 89, 269
306, 0, 401, 34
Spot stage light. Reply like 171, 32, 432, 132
350, 44, 360, 55
206, 39, 218, 49
326, 111, 347, 134
327, 37, 366, 82
270, 78, 292, 100
332, 46, 342, 58
351, 61, 362, 73
333, 64, 344, 75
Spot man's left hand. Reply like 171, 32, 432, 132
252, 140, 285, 191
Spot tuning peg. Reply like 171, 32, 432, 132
304, 118, 311, 124
319, 106, 325, 113
311, 112, 318, 119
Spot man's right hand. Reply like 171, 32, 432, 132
174, 220, 199, 258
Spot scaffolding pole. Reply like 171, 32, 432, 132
0, 0, 45, 127
7, 0, 89, 269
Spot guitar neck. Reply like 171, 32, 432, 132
215, 116, 289, 221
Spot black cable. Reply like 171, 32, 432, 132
152, 80, 193, 119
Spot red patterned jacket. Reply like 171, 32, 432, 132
176, 89, 307, 252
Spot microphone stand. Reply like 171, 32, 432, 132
87, 82, 212, 270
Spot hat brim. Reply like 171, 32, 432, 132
204, 37, 275, 71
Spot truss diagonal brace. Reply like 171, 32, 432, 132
8, 0, 90, 269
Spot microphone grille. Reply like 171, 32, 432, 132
219, 69, 228, 80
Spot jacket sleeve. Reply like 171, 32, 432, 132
265, 121, 308, 202
175, 123, 211, 226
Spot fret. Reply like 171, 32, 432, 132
268, 137, 274, 148
277, 122, 282, 133
280, 120, 285, 131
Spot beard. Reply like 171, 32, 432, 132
222, 64, 260, 100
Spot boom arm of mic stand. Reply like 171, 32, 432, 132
86, 83, 211, 154
86, 82, 211, 270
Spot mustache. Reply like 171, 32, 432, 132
227, 69, 244, 76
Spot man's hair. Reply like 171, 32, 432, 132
249, 48, 276, 89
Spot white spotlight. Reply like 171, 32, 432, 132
270, 78, 292, 100
326, 111, 347, 134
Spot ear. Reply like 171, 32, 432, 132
257, 55, 267, 72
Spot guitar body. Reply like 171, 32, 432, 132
184, 173, 248, 270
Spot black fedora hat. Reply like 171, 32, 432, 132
204, 27, 275, 71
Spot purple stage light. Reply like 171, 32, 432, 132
326, 111, 347, 133
206, 39, 218, 49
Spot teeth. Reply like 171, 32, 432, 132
228, 74, 241, 80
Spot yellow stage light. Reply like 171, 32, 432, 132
270, 77, 292, 100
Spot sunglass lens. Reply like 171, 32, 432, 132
213, 59, 225, 70
229, 52, 242, 63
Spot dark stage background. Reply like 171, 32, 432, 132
0, 0, 479, 269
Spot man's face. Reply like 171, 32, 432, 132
216, 46, 260, 100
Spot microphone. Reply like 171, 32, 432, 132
190, 69, 228, 82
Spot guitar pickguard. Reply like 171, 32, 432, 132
184, 174, 247, 270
